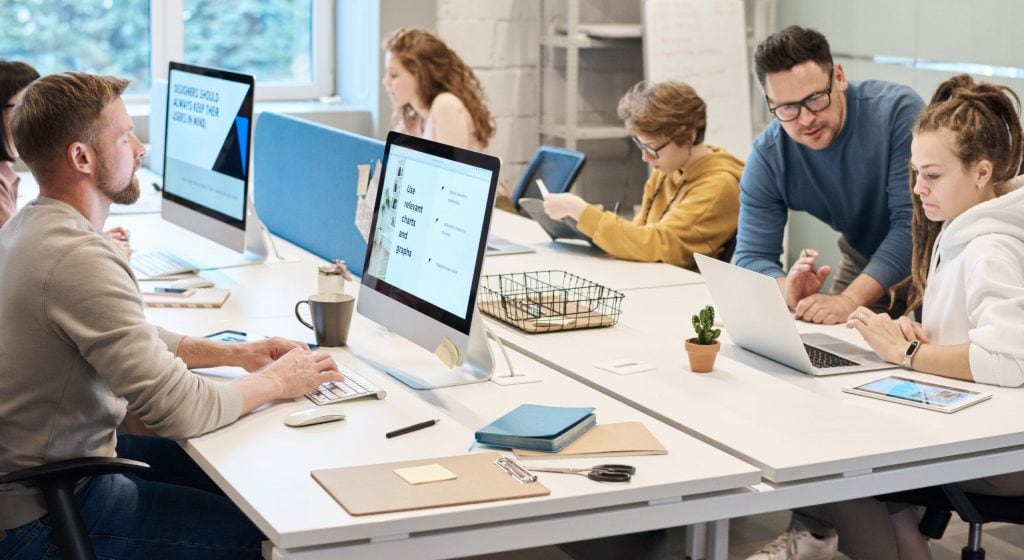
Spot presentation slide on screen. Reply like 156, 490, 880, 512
163, 69, 251, 220
366, 145, 491, 318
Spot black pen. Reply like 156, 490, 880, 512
386, 418, 440, 438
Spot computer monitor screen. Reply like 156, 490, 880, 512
161, 62, 254, 252
358, 132, 499, 389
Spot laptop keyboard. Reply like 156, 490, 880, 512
132, 251, 197, 279
804, 344, 859, 368
305, 366, 387, 405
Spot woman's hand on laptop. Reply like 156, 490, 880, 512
846, 307, 928, 363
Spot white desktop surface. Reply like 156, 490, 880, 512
487, 283, 1024, 486
133, 227, 759, 559
180, 334, 759, 557
108, 204, 1024, 558
485, 210, 703, 290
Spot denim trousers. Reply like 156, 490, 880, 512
0, 435, 262, 560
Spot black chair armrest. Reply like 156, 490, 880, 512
0, 457, 149, 486
0, 457, 150, 560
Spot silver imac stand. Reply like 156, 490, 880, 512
385, 309, 495, 390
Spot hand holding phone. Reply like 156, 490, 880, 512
535, 178, 551, 199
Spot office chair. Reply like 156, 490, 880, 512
510, 145, 587, 212
0, 457, 150, 560
879, 483, 1024, 560
718, 234, 738, 263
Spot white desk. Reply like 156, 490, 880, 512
136, 229, 760, 560
485, 210, 703, 290
125, 206, 1024, 558
486, 282, 1024, 515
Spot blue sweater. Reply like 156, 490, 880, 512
735, 80, 924, 289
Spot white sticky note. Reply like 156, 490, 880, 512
434, 337, 460, 369
594, 359, 656, 375
394, 463, 457, 485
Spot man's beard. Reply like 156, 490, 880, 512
97, 157, 141, 205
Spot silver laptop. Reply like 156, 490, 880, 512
694, 253, 896, 376
486, 234, 535, 256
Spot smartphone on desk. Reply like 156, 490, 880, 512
205, 329, 318, 349
144, 287, 194, 297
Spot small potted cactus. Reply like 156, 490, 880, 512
685, 305, 721, 373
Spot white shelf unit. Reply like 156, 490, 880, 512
537, 0, 642, 150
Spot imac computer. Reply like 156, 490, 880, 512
133, 62, 267, 278
358, 131, 498, 390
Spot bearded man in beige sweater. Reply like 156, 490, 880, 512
0, 72, 342, 559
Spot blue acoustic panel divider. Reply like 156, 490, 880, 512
253, 112, 384, 276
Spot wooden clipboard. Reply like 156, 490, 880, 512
311, 452, 549, 516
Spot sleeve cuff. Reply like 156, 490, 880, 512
969, 343, 1024, 388
156, 327, 187, 354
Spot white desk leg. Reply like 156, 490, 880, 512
686, 522, 708, 560
707, 519, 729, 560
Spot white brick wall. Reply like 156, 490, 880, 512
436, 0, 648, 206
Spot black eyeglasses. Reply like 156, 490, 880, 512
766, 70, 834, 122
631, 136, 672, 158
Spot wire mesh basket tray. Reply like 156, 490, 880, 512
478, 270, 625, 333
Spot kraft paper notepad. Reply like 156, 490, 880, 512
513, 422, 667, 459
311, 452, 549, 515
142, 288, 230, 308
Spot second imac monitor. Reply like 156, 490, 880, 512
162, 61, 255, 256
358, 132, 499, 389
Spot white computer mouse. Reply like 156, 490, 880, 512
283, 408, 346, 428
171, 277, 215, 290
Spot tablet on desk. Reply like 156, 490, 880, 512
843, 375, 991, 413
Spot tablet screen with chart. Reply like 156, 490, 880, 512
843, 375, 991, 413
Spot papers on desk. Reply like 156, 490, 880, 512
514, 422, 667, 459
475, 404, 596, 452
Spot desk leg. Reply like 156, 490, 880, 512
686, 522, 707, 560
707, 519, 729, 560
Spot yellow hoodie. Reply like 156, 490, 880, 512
575, 145, 744, 271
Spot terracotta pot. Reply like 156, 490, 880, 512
684, 339, 720, 373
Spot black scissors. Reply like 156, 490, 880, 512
527, 464, 636, 483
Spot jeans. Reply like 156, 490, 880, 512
0, 435, 262, 560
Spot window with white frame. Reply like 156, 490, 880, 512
0, 0, 333, 101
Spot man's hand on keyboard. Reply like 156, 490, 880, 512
237, 336, 312, 372
237, 348, 344, 413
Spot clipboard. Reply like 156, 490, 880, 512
311, 452, 550, 515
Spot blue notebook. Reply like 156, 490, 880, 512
475, 404, 596, 452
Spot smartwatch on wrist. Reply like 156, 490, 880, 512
902, 339, 921, 370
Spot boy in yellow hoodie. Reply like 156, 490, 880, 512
543, 81, 744, 270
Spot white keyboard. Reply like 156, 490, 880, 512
132, 251, 197, 279
306, 366, 387, 405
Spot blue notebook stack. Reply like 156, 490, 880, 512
475, 404, 596, 452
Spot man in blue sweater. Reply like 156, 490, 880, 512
741, 26, 926, 560
735, 26, 924, 325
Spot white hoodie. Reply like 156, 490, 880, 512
921, 175, 1024, 387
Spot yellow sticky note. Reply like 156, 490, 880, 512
394, 463, 457, 485
434, 337, 460, 369
356, 163, 370, 196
